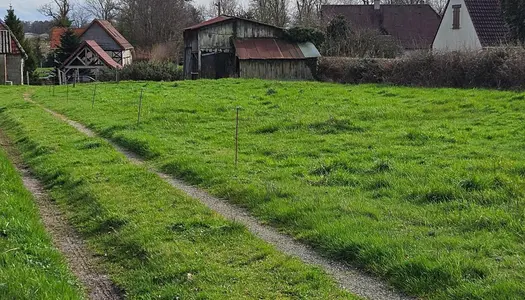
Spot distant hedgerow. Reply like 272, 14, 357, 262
319, 47, 525, 90
100, 61, 183, 82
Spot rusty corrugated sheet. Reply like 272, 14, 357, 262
185, 16, 234, 31
234, 39, 306, 60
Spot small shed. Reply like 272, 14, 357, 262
61, 40, 122, 83
0, 20, 27, 85
183, 16, 321, 80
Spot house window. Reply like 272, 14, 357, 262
0, 30, 11, 53
452, 5, 461, 29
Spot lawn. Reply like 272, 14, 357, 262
28, 79, 525, 299
0, 87, 352, 299
0, 130, 83, 298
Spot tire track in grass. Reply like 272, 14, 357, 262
24, 93, 413, 300
0, 128, 122, 300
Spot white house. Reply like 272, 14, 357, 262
433, 0, 508, 51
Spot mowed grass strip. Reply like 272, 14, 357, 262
0, 139, 83, 298
0, 89, 353, 299
30, 80, 525, 299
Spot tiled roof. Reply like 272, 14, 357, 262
464, 0, 509, 47
62, 40, 122, 69
50, 27, 86, 49
0, 20, 27, 58
84, 19, 133, 50
322, 5, 442, 50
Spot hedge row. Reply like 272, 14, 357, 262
101, 61, 183, 82
318, 49, 525, 90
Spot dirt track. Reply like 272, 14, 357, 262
0, 127, 122, 300
21, 93, 413, 300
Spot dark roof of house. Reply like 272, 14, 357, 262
0, 20, 28, 58
463, 0, 509, 46
81, 19, 133, 50
62, 40, 122, 69
322, 4, 441, 50
50, 27, 86, 49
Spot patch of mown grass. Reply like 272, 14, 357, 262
28, 79, 525, 298
0, 88, 352, 299
0, 138, 83, 297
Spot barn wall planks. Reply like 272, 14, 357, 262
239, 59, 315, 80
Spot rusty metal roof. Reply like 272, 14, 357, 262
234, 39, 320, 60
184, 15, 234, 31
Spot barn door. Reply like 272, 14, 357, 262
201, 52, 235, 79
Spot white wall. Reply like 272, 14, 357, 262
122, 49, 132, 66
433, 0, 482, 51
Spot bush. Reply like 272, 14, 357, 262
100, 61, 183, 82
319, 48, 525, 90
318, 57, 388, 84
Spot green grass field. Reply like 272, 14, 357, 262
0, 87, 352, 299
26, 79, 525, 299
0, 132, 82, 298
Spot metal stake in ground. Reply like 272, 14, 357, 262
137, 89, 144, 125
92, 84, 97, 109
235, 106, 240, 167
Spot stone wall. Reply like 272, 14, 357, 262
6, 54, 23, 85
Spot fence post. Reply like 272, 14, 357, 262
235, 106, 240, 167
92, 84, 97, 109
137, 89, 144, 125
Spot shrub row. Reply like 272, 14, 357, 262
318, 48, 525, 90
101, 61, 183, 82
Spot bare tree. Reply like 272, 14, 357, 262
38, 0, 73, 27
250, 0, 290, 26
119, 0, 202, 61
83, 0, 120, 21
201, 0, 243, 19
71, 4, 92, 27
294, 0, 329, 27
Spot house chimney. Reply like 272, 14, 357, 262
374, 0, 380, 10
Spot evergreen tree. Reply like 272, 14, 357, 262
4, 6, 37, 81
501, 0, 525, 43
325, 16, 350, 56
56, 28, 81, 65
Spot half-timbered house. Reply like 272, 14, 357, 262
0, 20, 27, 85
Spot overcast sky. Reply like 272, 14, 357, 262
0, 0, 216, 22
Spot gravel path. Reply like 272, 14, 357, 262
0, 128, 122, 300
24, 94, 414, 300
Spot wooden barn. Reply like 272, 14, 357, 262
0, 20, 27, 85
183, 16, 320, 80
